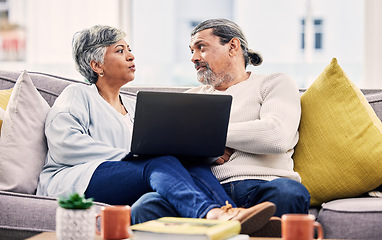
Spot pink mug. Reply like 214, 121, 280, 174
96, 205, 131, 239
282, 214, 324, 240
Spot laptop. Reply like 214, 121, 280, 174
127, 91, 232, 161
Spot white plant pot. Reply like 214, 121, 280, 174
56, 206, 95, 240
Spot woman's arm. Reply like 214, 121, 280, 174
45, 85, 129, 166
45, 112, 128, 166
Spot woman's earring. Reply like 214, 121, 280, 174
99, 71, 104, 77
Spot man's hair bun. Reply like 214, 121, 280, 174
248, 50, 263, 66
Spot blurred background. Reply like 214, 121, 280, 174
0, 0, 381, 89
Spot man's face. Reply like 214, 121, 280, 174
189, 29, 233, 88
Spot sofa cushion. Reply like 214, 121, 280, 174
318, 198, 382, 239
0, 88, 12, 131
293, 58, 382, 206
0, 71, 50, 194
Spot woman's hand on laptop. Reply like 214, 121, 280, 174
214, 147, 234, 165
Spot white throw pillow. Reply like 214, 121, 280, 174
0, 71, 50, 194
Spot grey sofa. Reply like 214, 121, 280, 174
1, 70, 382, 240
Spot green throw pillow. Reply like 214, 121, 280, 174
293, 58, 382, 206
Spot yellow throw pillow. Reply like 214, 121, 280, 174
0, 88, 13, 131
293, 58, 382, 206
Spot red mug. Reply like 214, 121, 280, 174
96, 205, 131, 239
281, 214, 324, 240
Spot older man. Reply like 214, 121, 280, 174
186, 19, 310, 217
131, 19, 310, 237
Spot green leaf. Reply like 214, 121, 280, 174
58, 193, 94, 209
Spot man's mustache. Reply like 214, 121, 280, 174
194, 62, 209, 70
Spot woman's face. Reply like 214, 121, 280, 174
101, 39, 136, 85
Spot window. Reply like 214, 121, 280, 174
0, 0, 25, 61
314, 19, 323, 49
0, 0, 366, 89
301, 19, 305, 49
0, 0, 8, 20
190, 21, 200, 28
301, 18, 324, 50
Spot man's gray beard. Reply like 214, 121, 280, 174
197, 67, 233, 88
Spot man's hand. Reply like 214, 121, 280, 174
214, 147, 234, 165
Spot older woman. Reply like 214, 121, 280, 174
36, 25, 275, 233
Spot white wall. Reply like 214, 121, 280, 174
131, 0, 234, 86
131, 0, 176, 86
364, 0, 382, 88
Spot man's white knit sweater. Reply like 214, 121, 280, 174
187, 72, 302, 184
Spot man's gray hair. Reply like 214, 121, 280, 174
191, 19, 262, 67
72, 25, 126, 84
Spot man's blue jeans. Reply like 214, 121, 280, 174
131, 177, 310, 224
221, 178, 310, 217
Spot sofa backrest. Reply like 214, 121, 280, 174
2, 70, 382, 120
0, 70, 88, 106
0, 70, 189, 106
366, 92, 382, 120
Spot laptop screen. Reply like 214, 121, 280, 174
130, 91, 232, 159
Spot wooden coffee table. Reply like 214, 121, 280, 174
26, 232, 282, 239
27, 232, 343, 239
26, 232, 103, 239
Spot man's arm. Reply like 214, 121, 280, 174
226, 74, 301, 155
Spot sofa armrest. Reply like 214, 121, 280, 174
0, 190, 107, 240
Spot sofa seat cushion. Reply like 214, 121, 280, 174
318, 198, 382, 239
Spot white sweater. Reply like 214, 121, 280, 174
187, 72, 302, 183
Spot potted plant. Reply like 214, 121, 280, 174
56, 193, 95, 240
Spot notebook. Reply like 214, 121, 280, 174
127, 91, 232, 160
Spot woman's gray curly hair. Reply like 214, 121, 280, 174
72, 25, 126, 84
191, 19, 262, 67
